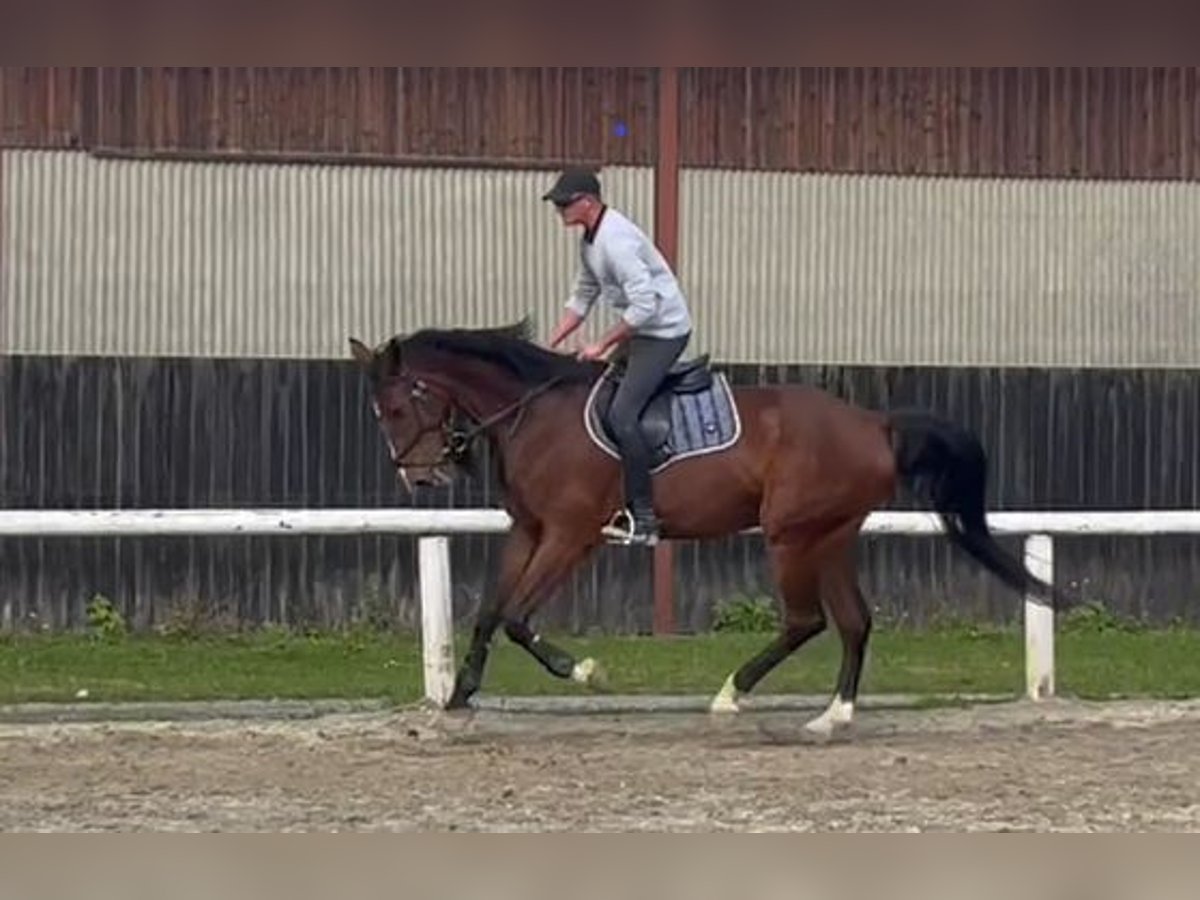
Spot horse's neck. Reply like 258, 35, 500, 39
429, 364, 526, 424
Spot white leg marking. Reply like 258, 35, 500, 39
398, 467, 411, 491
709, 672, 741, 714
571, 657, 598, 685
804, 695, 855, 736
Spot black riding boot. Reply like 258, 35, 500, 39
607, 446, 660, 546
601, 333, 689, 546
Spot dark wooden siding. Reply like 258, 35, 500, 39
0, 67, 659, 164
3, 355, 1199, 633
680, 67, 1200, 178
6, 67, 1200, 179
0, 67, 86, 147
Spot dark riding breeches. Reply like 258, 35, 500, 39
605, 333, 690, 511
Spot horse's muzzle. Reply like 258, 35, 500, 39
396, 464, 452, 490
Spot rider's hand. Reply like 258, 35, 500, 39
577, 343, 607, 361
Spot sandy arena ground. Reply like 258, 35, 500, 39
2, 697, 1199, 831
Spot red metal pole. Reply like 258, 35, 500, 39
652, 66, 680, 636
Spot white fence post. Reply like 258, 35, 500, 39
418, 536, 456, 707
1023, 533, 1055, 701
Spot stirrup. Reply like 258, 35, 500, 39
601, 508, 660, 546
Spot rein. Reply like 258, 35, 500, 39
442, 374, 565, 464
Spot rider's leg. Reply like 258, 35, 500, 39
605, 333, 689, 543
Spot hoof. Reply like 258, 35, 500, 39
571, 657, 609, 691
709, 673, 741, 714
801, 718, 837, 740
803, 696, 855, 738
442, 692, 475, 713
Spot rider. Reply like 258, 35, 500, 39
543, 167, 693, 546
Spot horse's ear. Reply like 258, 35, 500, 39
384, 337, 403, 368
348, 337, 374, 370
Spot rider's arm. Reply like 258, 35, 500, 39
593, 318, 636, 355
548, 310, 585, 349
565, 256, 601, 320
550, 258, 600, 349
609, 236, 657, 331
600, 236, 657, 352
587, 238, 654, 355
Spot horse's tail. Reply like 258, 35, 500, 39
887, 409, 1065, 609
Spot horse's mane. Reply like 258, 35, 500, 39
397, 318, 602, 387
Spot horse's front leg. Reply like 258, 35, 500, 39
445, 524, 537, 710
499, 527, 606, 690
503, 617, 604, 688
445, 522, 604, 708
444, 607, 504, 710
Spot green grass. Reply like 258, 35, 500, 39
3, 622, 1200, 705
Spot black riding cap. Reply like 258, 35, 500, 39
542, 168, 602, 204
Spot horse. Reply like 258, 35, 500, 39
348, 319, 1061, 735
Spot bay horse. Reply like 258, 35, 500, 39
349, 319, 1059, 735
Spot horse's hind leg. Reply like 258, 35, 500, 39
804, 539, 872, 737
710, 540, 826, 714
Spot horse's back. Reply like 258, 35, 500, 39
733, 379, 888, 429
735, 379, 895, 487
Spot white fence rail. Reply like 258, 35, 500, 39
4, 508, 1200, 707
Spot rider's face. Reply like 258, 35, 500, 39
555, 194, 595, 227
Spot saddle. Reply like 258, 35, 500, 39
650, 354, 715, 394
584, 354, 741, 473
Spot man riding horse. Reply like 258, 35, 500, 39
542, 167, 694, 547
348, 168, 1066, 719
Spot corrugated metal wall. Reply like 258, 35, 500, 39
681, 168, 1200, 367
8, 150, 1200, 367
2, 150, 655, 358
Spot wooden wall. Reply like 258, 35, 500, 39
5, 67, 1200, 178
4, 355, 1200, 633
679, 67, 1200, 178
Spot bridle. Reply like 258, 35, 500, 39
378, 372, 565, 469
373, 377, 453, 468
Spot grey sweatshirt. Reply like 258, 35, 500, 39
564, 207, 693, 339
